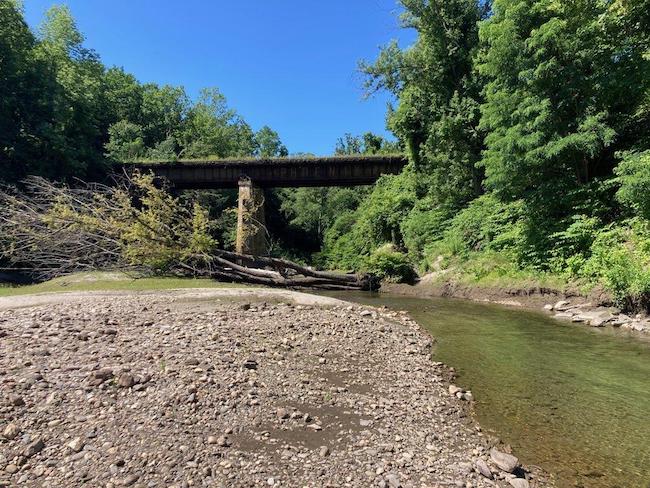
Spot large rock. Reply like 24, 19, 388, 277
586, 310, 614, 327
554, 312, 574, 320
490, 448, 519, 473
553, 300, 571, 311
612, 314, 633, 326
570, 310, 611, 326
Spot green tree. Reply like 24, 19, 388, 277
102, 67, 144, 126
0, 1, 53, 181
35, 5, 107, 178
105, 120, 146, 162
480, 0, 649, 193
254, 126, 288, 157
180, 88, 254, 158
362, 0, 487, 210
279, 131, 395, 253
616, 150, 650, 220
140, 83, 188, 149
334, 132, 400, 155
478, 0, 650, 262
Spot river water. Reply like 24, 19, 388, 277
325, 292, 650, 488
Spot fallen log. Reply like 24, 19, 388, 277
215, 250, 362, 283
180, 255, 377, 291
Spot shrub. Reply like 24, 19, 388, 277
426, 194, 525, 258
361, 244, 417, 283
547, 214, 602, 275
579, 220, 650, 311
320, 170, 416, 271
400, 197, 449, 263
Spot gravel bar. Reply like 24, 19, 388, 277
0, 290, 552, 487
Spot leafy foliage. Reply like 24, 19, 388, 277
615, 150, 650, 220
324, 0, 650, 309
579, 220, 650, 311
0, 2, 289, 181
0, 173, 217, 277
361, 244, 417, 283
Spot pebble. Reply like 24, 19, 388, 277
2, 423, 19, 440
117, 373, 135, 388
8, 394, 25, 406
215, 435, 230, 447
508, 479, 530, 488
386, 473, 401, 488
66, 436, 85, 453
475, 459, 493, 479
119, 474, 140, 486
23, 438, 45, 457
276, 407, 290, 419
490, 448, 519, 473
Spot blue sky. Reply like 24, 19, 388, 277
23, 1, 416, 155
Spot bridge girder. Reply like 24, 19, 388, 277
121, 155, 408, 255
121, 155, 407, 189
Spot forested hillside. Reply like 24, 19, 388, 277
318, 0, 650, 310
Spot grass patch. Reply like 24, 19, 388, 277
0, 272, 244, 297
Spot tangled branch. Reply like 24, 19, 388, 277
0, 173, 377, 290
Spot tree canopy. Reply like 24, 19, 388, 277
0, 2, 289, 183
321, 0, 650, 304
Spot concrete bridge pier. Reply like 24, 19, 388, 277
235, 177, 268, 256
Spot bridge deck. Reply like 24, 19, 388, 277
123, 155, 407, 189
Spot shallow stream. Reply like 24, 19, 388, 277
326, 292, 650, 488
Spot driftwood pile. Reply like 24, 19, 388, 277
203, 251, 378, 291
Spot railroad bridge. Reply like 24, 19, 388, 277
124, 155, 407, 255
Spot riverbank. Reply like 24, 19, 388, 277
384, 275, 650, 336
0, 288, 552, 487
330, 291, 650, 488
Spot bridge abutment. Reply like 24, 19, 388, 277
236, 177, 268, 256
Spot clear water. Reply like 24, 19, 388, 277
326, 292, 650, 488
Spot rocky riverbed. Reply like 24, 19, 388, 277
545, 299, 650, 333
0, 289, 551, 487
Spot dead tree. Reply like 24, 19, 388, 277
0, 174, 378, 291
